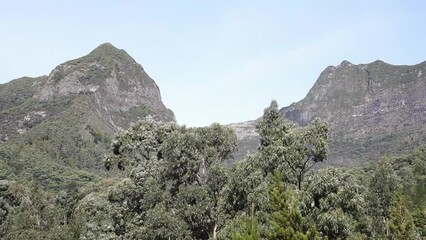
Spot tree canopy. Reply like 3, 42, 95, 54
2, 100, 425, 239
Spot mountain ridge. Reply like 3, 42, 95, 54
230, 59, 426, 165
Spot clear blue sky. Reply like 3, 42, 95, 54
1, 1, 425, 126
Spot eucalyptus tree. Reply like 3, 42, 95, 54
301, 168, 368, 239
256, 100, 330, 190
102, 117, 237, 239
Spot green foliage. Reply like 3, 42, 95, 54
63, 43, 140, 85
219, 101, 330, 239
232, 204, 260, 240
256, 100, 330, 190
222, 156, 268, 220
0, 182, 76, 240
302, 168, 367, 239
266, 172, 319, 240
367, 158, 398, 238
0, 96, 110, 194
86, 125, 109, 144
386, 145, 426, 238
77, 117, 238, 239
0, 76, 46, 113
0, 98, 114, 237
2, 99, 426, 240
388, 192, 417, 239
412, 209, 426, 238
0, 95, 75, 143
121, 105, 151, 119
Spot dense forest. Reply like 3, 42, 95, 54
0, 100, 425, 239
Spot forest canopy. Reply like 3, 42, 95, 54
1, 101, 425, 239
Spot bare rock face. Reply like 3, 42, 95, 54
33, 43, 174, 132
227, 120, 259, 161
231, 60, 426, 166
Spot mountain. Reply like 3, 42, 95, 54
1, 43, 174, 141
231, 60, 426, 166
0, 43, 174, 190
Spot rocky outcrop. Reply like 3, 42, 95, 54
226, 120, 259, 161
33, 43, 174, 128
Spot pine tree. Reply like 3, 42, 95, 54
232, 204, 260, 240
389, 192, 417, 239
266, 172, 319, 240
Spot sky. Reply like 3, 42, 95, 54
1, 1, 425, 126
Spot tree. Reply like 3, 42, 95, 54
104, 116, 180, 171
302, 168, 368, 239
100, 117, 237, 239
221, 101, 329, 238
412, 209, 426, 238
389, 192, 417, 239
218, 155, 269, 239
0, 182, 75, 240
256, 100, 292, 176
232, 204, 260, 240
266, 172, 319, 240
367, 158, 398, 238
256, 100, 329, 190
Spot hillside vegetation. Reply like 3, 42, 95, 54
1, 101, 424, 239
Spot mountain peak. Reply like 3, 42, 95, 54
88, 42, 123, 57
93, 42, 117, 50
78, 42, 137, 66
340, 60, 352, 66
32, 43, 175, 124
366, 59, 386, 66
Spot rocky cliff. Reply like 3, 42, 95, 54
231, 60, 426, 165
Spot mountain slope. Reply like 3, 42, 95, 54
0, 43, 175, 190
231, 60, 426, 166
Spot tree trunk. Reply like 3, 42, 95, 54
212, 224, 218, 240
297, 175, 303, 190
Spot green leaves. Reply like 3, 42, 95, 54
367, 158, 399, 238
389, 192, 417, 240
266, 172, 319, 240
93, 117, 238, 239
301, 168, 367, 239
106, 117, 181, 171
67, 101, 426, 239
256, 101, 330, 190
232, 204, 260, 240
